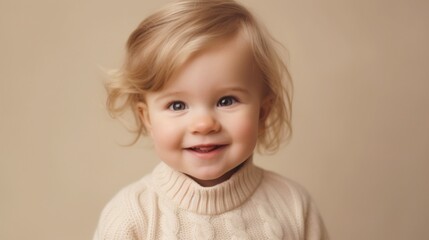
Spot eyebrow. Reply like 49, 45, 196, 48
224, 86, 250, 94
153, 86, 251, 102
153, 91, 186, 102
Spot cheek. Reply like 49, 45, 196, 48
227, 111, 260, 144
150, 119, 182, 150
236, 120, 258, 139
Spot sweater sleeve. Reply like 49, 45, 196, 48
93, 188, 143, 240
303, 196, 329, 240
295, 185, 329, 240
262, 170, 329, 240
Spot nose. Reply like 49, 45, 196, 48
189, 112, 221, 135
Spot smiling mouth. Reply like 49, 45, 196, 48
186, 145, 226, 153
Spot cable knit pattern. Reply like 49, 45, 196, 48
190, 215, 214, 240
224, 210, 250, 240
158, 200, 179, 239
257, 202, 283, 240
94, 159, 329, 239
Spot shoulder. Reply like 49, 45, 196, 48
93, 175, 154, 240
258, 168, 313, 217
260, 168, 311, 203
257, 168, 330, 240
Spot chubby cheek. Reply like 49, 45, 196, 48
226, 111, 260, 150
149, 119, 183, 155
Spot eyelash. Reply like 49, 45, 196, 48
168, 101, 187, 111
167, 96, 239, 111
217, 96, 238, 107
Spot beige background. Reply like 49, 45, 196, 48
1, 0, 428, 239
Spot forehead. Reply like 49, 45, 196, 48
166, 33, 258, 89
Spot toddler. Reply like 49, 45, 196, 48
94, 0, 328, 239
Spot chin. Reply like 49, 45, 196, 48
185, 169, 228, 185
194, 171, 225, 181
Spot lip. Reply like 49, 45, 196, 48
184, 144, 227, 159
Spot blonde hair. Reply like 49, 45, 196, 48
106, 0, 293, 153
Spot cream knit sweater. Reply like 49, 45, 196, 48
94, 160, 328, 239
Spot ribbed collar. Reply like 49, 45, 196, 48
152, 159, 263, 215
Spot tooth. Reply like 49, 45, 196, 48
193, 146, 216, 152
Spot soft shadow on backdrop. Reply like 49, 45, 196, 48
1, 0, 428, 239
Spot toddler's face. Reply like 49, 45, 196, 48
139, 34, 267, 186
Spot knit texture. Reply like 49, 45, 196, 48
94, 160, 329, 239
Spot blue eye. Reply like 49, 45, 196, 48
217, 96, 237, 107
168, 101, 187, 111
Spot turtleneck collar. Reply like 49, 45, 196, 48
152, 159, 263, 215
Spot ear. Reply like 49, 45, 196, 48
259, 96, 273, 129
136, 102, 152, 133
